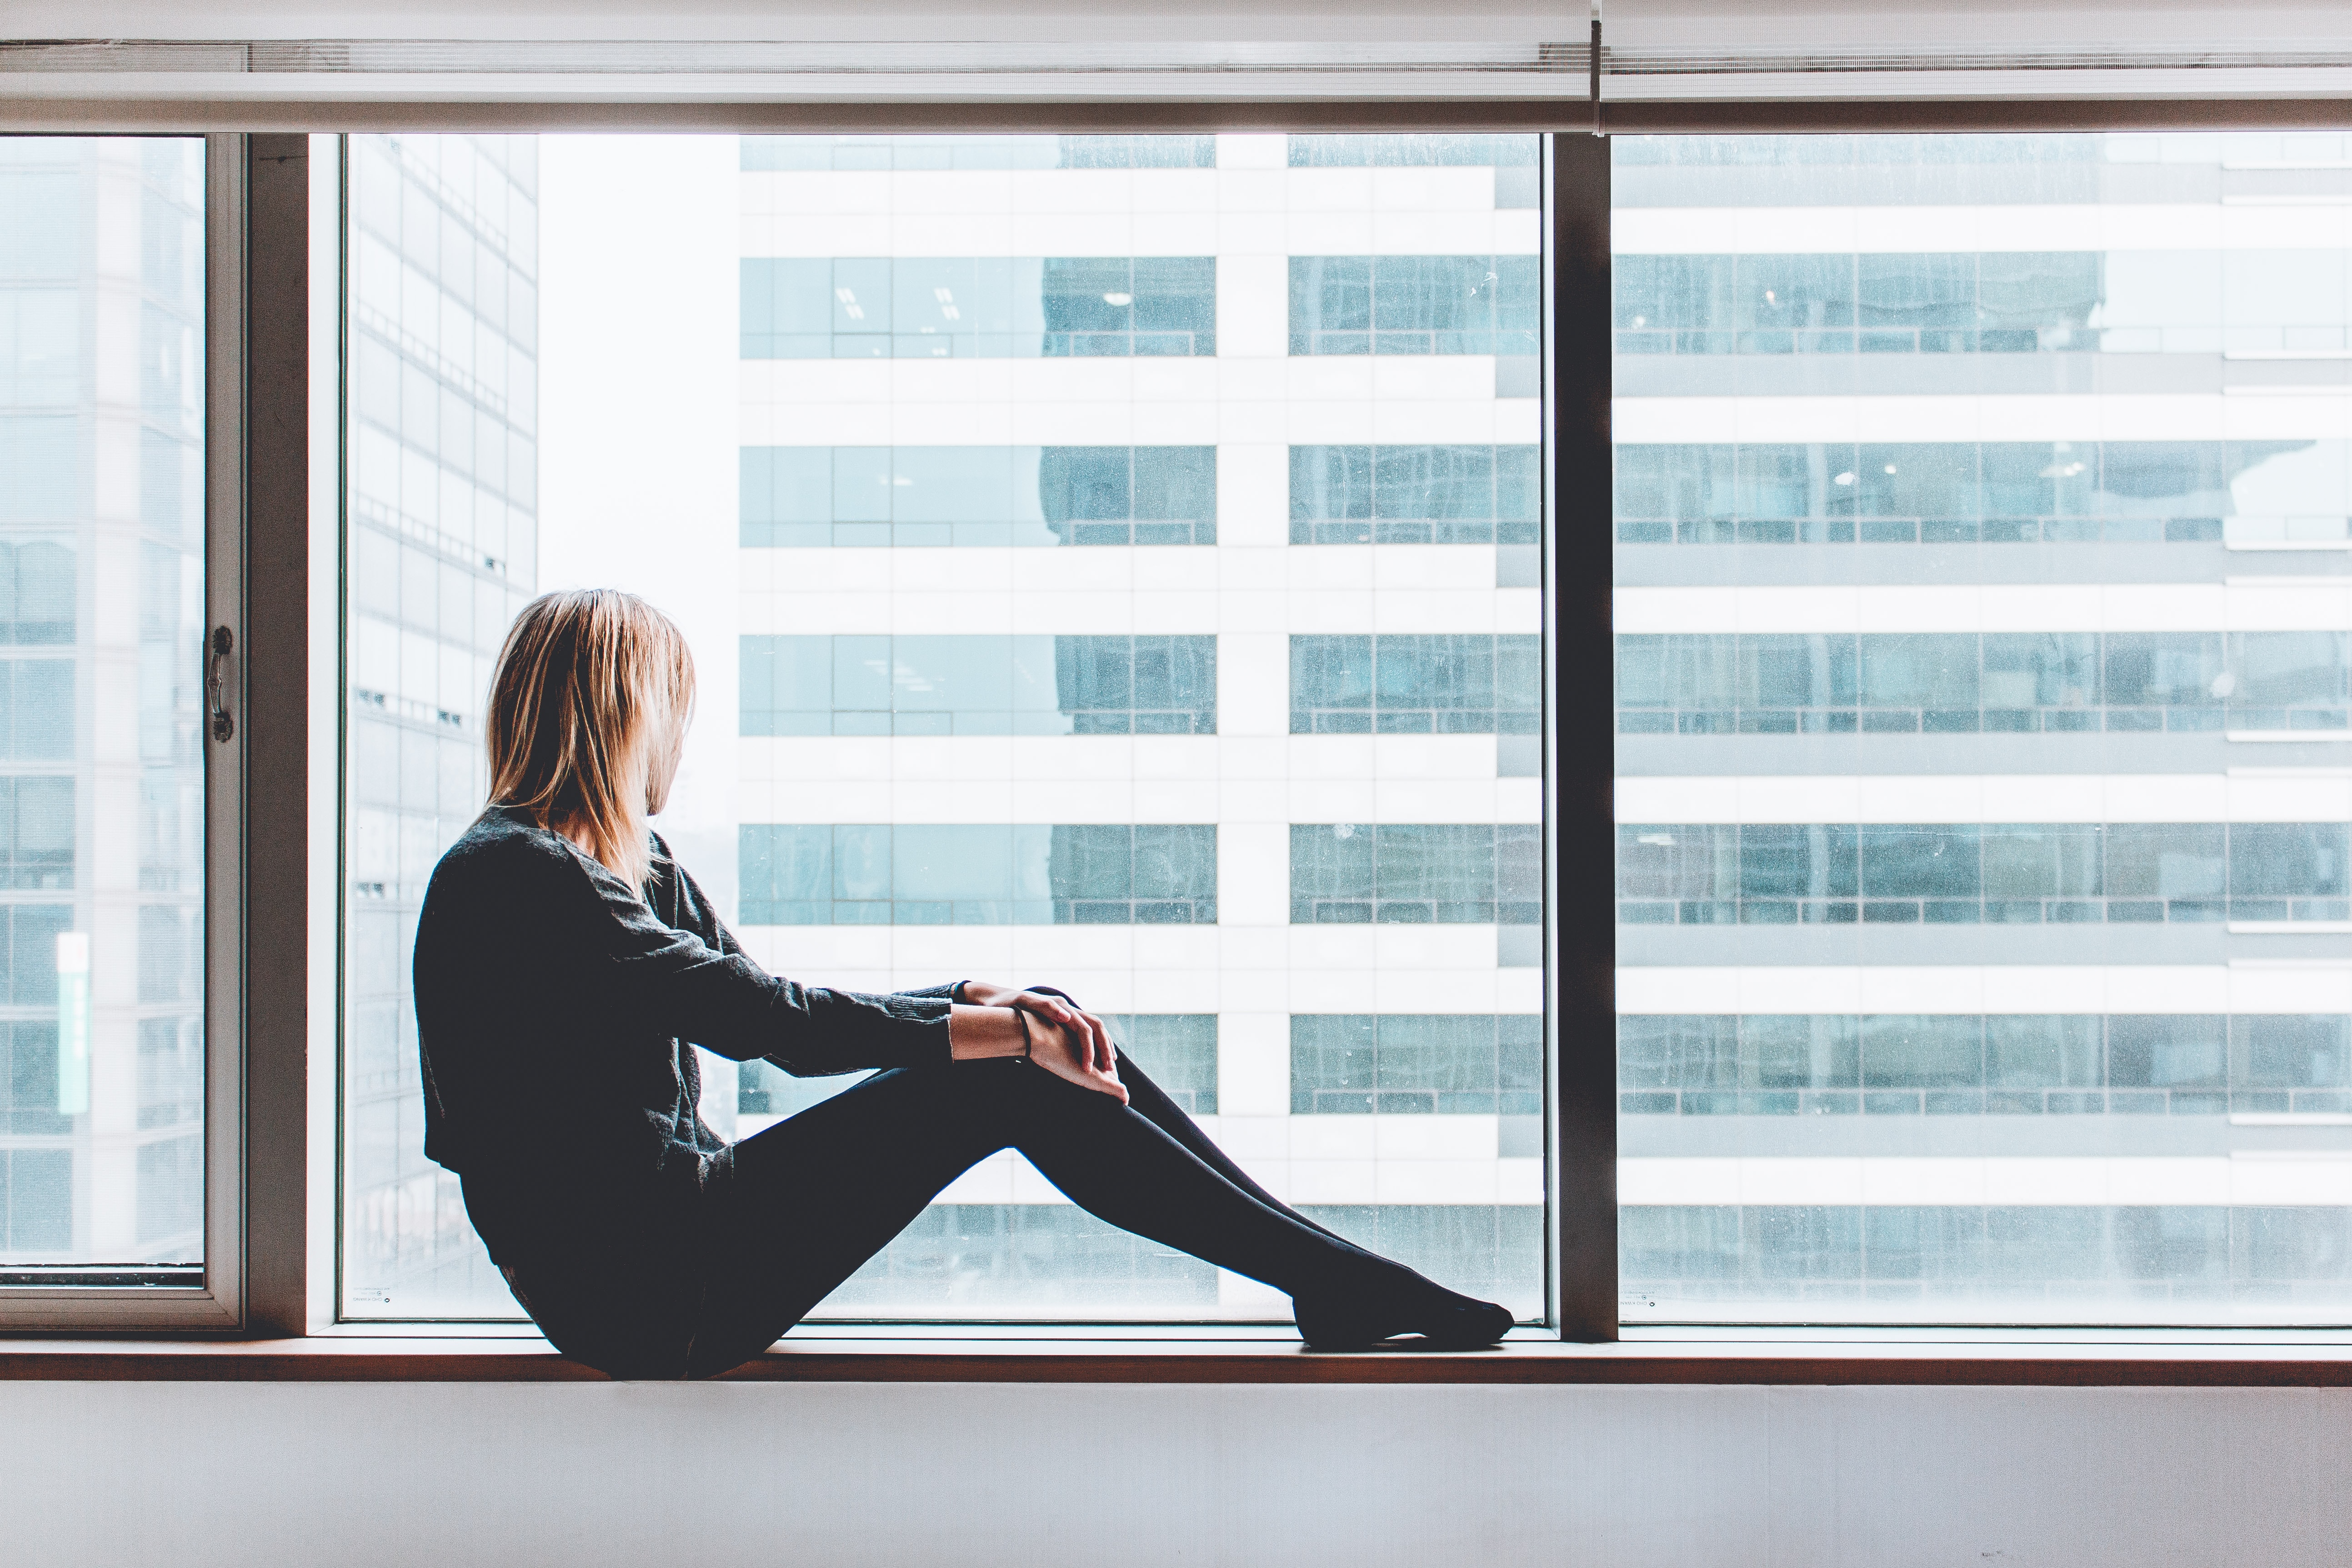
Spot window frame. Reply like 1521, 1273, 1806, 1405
0, 132, 251, 1330
4, 93, 2346, 1350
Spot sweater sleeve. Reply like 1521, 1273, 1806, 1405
570, 849, 952, 1076
657, 841, 961, 1006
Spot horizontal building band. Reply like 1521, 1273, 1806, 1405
743, 634, 1217, 737
742, 135, 1219, 172
1619, 398, 2352, 456
1613, 541, 2321, 596
736, 360, 1544, 445
1625, 1161, 2352, 1210
739, 823, 1217, 927
805, 1202, 1538, 1316
1622, 925, 2349, 968
1616, 964, 2352, 1017
1615, 586, 2352, 637
1621, 1204, 2352, 1310
1622, 1118, 2352, 1162
1621, 1012, 2352, 1110
1288, 256, 1538, 359
1616, 731, 2352, 780
742, 131, 1537, 187
1615, 775, 2352, 824
1614, 172, 2352, 233
1291, 823, 1541, 926
1289, 444, 1540, 546
1618, 821, 2351, 927
737, 755, 1543, 827
726, 927, 1551, 1006
741, 256, 1215, 360
1609, 437, 2351, 550
741, 445, 1215, 548
1615, 631, 2352, 740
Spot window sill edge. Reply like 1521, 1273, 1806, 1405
9, 1335, 2352, 1385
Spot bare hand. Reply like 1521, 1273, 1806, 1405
1021, 1009, 1126, 1105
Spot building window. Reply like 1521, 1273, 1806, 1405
741, 256, 1217, 359
1291, 824, 1544, 931
1617, 130, 2352, 1326
0, 136, 207, 1288
1291, 1014, 1543, 1123
1616, 822, 2349, 926
343, 130, 1548, 1323
739, 824, 1219, 926
742, 446, 1217, 547
1289, 634, 1540, 751
1611, 440, 2328, 546
1614, 251, 2106, 356
745, 635, 1216, 736
1287, 255, 1539, 360
1289, 445, 1540, 544
1616, 631, 2352, 736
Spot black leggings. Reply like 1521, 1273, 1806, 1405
503, 1052, 1419, 1379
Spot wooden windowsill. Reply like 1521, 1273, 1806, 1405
9, 1332, 2352, 1384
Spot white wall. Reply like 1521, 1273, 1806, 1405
4, 1382, 2347, 1566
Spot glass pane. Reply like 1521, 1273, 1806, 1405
341, 135, 539, 1314
1615, 131, 2352, 1325
0, 137, 206, 1283
343, 132, 1547, 1322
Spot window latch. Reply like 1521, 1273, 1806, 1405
207, 626, 235, 743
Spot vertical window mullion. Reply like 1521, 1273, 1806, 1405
1549, 131, 1619, 1342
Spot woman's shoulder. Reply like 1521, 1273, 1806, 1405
427, 808, 592, 902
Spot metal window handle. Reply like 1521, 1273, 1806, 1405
206, 626, 235, 743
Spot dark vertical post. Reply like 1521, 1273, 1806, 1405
243, 133, 310, 1334
1548, 131, 1616, 1341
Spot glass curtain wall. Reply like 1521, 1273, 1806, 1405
341, 135, 539, 1314
1615, 132, 2352, 1324
340, 131, 1547, 1322
0, 138, 206, 1279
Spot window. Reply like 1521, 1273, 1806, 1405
1289, 445, 1541, 545
741, 257, 1216, 358
1616, 131, 2352, 1325
341, 133, 540, 1317
743, 635, 1219, 736
741, 446, 1217, 546
0, 136, 217, 1308
340, 131, 1549, 1323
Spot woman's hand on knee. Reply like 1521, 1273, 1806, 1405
1027, 1012, 1127, 1105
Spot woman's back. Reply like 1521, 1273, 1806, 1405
412, 807, 725, 1263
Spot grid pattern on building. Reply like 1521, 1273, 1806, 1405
340, 135, 539, 1316
736, 131, 1547, 1319
1615, 130, 2352, 1324
0, 138, 205, 1272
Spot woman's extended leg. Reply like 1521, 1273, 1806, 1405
1017, 987, 1353, 1247
686, 1057, 1506, 1375
1110, 1047, 1352, 1246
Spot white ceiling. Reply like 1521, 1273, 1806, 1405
5, 0, 2349, 112
9, 0, 2350, 49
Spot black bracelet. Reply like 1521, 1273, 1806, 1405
1015, 1006, 1036, 1063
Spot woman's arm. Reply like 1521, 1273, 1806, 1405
951, 1003, 1126, 1104
948, 981, 1116, 1073
578, 851, 951, 1075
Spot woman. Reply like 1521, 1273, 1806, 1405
414, 589, 1513, 1378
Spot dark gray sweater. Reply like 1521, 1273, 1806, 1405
411, 806, 955, 1264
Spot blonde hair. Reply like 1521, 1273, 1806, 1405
484, 589, 695, 891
